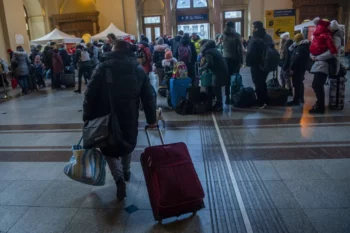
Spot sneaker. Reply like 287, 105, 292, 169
116, 178, 127, 201
124, 171, 131, 182
286, 100, 300, 106
74, 89, 81, 94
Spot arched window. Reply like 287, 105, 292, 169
24, 6, 31, 39
177, 0, 207, 9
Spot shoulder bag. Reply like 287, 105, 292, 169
83, 68, 123, 149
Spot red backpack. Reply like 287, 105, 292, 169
178, 45, 192, 63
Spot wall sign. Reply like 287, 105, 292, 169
265, 9, 296, 41
177, 14, 208, 22
15, 34, 24, 45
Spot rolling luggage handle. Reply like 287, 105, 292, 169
145, 125, 165, 146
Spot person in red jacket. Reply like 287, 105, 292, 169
52, 49, 64, 90
309, 17, 338, 56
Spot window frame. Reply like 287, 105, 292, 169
176, 0, 208, 9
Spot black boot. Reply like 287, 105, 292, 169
309, 105, 325, 114
212, 102, 223, 112
116, 178, 127, 201
287, 100, 300, 106
123, 171, 131, 182
74, 89, 81, 94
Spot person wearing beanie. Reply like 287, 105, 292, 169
246, 21, 274, 109
153, 37, 169, 87
286, 33, 310, 106
309, 19, 344, 114
222, 21, 243, 104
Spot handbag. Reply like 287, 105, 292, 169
83, 69, 123, 149
200, 70, 213, 87
64, 137, 106, 186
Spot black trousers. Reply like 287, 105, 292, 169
78, 62, 92, 90
251, 67, 269, 105
291, 74, 304, 102
208, 86, 223, 104
225, 58, 241, 97
312, 72, 328, 108
187, 63, 195, 85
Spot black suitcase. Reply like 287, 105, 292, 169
61, 74, 75, 88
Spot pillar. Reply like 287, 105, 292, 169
123, 0, 138, 37
164, 0, 172, 35
92, 21, 97, 35
212, 0, 222, 36
0, 0, 30, 52
96, 0, 125, 32
248, 0, 264, 36
28, 16, 46, 39
0, 2, 9, 62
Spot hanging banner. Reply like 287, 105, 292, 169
265, 9, 296, 41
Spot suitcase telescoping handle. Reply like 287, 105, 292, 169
145, 125, 165, 146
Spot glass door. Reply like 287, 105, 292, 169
143, 16, 163, 42
224, 11, 244, 37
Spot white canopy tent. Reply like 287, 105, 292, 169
91, 23, 132, 40
31, 29, 82, 44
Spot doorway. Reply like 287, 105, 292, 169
224, 11, 244, 37
143, 16, 163, 42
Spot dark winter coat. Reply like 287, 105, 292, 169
42, 46, 54, 69
83, 51, 157, 157
59, 49, 71, 67
200, 40, 229, 87
171, 35, 182, 56
289, 40, 310, 76
246, 28, 274, 68
174, 36, 197, 64
222, 26, 243, 64
152, 44, 169, 68
12, 51, 31, 77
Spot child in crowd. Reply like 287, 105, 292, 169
34, 55, 45, 88
162, 49, 177, 76
309, 17, 338, 56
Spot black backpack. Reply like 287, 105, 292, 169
11, 58, 19, 70
260, 40, 280, 72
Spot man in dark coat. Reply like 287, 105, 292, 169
174, 33, 197, 84
287, 34, 310, 106
83, 40, 157, 200
246, 21, 274, 109
199, 40, 229, 111
58, 44, 71, 67
171, 30, 183, 56
222, 21, 243, 104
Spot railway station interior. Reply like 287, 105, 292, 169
0, 0, 350, 232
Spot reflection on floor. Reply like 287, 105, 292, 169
0, 68, 349, 233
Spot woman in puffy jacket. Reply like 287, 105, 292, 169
11, 46, 31, 94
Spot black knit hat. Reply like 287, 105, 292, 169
226, 21, 235, 28
253, 21, 264, 30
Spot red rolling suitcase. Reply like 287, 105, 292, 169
141, 126, 205, 223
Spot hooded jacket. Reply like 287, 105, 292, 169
12, 51, 31, 77
83, 51, 157, 157
152, 42, 169, 69
246, 28, 274, 68
289, 39, 310, 76
42, 46, 54, 68
200, 40, 229, 87
311, 29, 343, 75
281, 39, 294, 69
222, 26, 243, 63
171, 35, 182, 56
310, 18, 338, 56
174, 36, 197, 64
59, 48, 71, 67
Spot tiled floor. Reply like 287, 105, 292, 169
0, 68, 349, 232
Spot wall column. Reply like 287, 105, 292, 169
28, 15, 46, 40
164, 0, 172, 35
0, 0, 29, 52
212, 0, 222, 36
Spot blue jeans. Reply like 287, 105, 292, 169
18, 76, 28, 92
